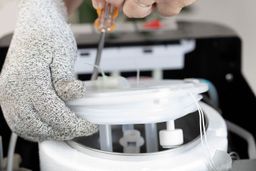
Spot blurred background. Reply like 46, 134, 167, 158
0, 0, 255, 94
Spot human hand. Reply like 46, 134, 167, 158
0, 0, 98, 142
92, 0, 196, 18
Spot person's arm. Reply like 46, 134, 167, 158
64, 0, 83, 15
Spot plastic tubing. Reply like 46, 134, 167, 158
226, 120, 256, 159
7, 133, 18, 171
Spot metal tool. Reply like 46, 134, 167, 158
91, 31, 106, 80
91, 1, 119, 152
91, 2, 118, 80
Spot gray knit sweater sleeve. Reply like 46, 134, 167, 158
0, 0, 98, 142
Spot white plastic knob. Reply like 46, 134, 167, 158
119, 130, 144, 153
159, 129, 184, 148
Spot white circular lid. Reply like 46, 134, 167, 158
68, 79, 208, 124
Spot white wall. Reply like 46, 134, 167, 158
0, 0, 255, 94
0, 0, 11, 8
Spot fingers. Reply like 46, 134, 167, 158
46, 119, 98, 141
123, 0, 155, 18
3, 104, 55, 142
92, 0, 154, 18
92, 0, 197, 18
31, 88, 98, 140
54, 80, 87, 101
29, 67, 98, 139
121, 0, 196, 18
7, 102, 98, 141
156, 0, 196, 17
31, 86, 80, 132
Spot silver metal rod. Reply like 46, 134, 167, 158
91, 31, 106, 80
91, 31, 113, 152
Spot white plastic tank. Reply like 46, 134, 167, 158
39, 79, 229, 171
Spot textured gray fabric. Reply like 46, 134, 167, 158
0, 0, 98, 142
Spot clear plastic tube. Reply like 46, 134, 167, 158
7, 133, 18, 171
99, 125, 113, 152
226, 120, 256, 159
145, 124, 158, 152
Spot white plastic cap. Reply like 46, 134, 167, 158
159, 129, 184, 148
119, 130, 144, 153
